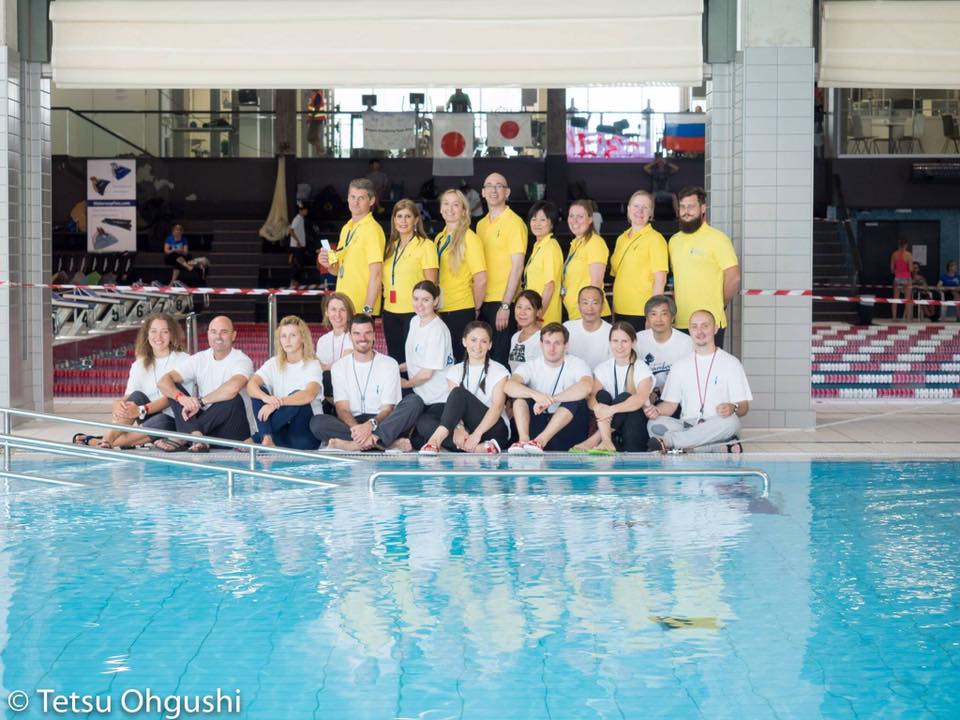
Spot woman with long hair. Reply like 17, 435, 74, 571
435, 188, 487, 361
247, 315, 323, 449
74, 313, 189, 449
610, 190, 668, 331
382, 199, 439, 362
315, 292, 354, 408
507, 289, 543, 371
523, 201, 563, 324
890, 238, 913, 321
575, 321, 654, 452
561, 199, 610, 321
418, 321, 510, 454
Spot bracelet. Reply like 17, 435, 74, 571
174, 391, 184, 402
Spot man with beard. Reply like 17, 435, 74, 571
669, 187, 740, 346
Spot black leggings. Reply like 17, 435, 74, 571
382, 311, 414, 364
595, 389, 649, 451
480, 301, 516, 367
440, 308, 476, 363
416, 386, 509, 451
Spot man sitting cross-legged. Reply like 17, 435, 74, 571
644, 309, 752, 453
504, 322, 593, 453
155, 314, 255, 452
308, 314, 422, 451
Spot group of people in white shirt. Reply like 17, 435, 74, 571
73, 283, 752, 455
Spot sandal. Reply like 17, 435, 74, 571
724, 437, 743, 454
418, 442, 440, 455
154, 437, 187, 452
522, 439, 544, 454
647, 437, 668, 455
72, 433, 103, 446
188, 442, 210, 454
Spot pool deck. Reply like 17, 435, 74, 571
7, 399, 960, 459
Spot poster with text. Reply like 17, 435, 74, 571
87, 159, 136, 252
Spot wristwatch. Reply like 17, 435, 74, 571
732, 403, 740, 414
138, 405, 147, 421
363, 304, 373, 314
499, 302, 510, 311
369, 418, 379, 431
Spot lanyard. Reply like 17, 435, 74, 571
352, 355, 376, 414
437, 233, 452, 262
694, 350, 718, 419
464, 362, 487, 396
562, 239, 582, 283
550, 361, 566, 396
390, 239, 411, 288
342, 225, 359, 252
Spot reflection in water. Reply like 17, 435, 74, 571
0, 460, 957, 718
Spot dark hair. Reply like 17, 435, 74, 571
350, 313, 375, 330
527, 200, 558, 226
577, 285, 604, 302
567, 199, 596, 238
540, 322, 569, 343
677, 186, 706, 205
609, 321, 639, 393
460, 320, 494, 393
643, 294, 676, 318
516, 289, 543, 312
413, 279, 440, 299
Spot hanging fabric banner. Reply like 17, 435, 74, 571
486, 113, 532, 147
432, 113, 474, 176
363, 111, 417, 150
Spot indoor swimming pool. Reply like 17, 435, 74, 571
1, 456, 957, 719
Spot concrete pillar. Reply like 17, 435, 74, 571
706, 0, 815, 428
0, 0, 53, 412
544, 88, 567, 205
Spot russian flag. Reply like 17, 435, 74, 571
663, 113, 705, 154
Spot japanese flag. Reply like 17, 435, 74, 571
486, 113, 532, 147
432, 113, 474, 176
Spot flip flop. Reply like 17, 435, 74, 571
188, 442, 210, 454
647, 437, 668, 455
724, 437, 743, 454
588, 448, 616, 455
154, 438, 187, 452
72, 433, 103, 446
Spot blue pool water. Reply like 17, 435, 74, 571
1, 456, 958, 719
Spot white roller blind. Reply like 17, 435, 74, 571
50, 0, 704, 88
819, 1, 960, 88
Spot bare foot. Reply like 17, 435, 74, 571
596, 439, 616, 452
573, 437, 599, 451
389, 438, 412, 452
261, 436, 275, 447
327, 438, 361, 451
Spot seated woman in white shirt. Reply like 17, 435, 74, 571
248, 316, 323, 449
75, 313, 189, 449
575, 321, 654, 452
315, 292, 354, 410
507, 290, 543, 372
418, 321, 510, 454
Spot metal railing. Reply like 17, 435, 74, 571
368, 469, 771, 496
0, 407, 355, 493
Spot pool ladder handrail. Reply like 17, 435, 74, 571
368, 468, 770, 496
0, 406, 354, 491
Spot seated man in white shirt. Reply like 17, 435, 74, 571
644, 309, 752, 453
308, 314, 421, 451
155, 315, 255, 452
504, 322, 593, 453
635, 294, 694, 406
563, 285, 612, 369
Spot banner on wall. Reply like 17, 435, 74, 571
87, 159, 136, 252
486, 113, 532, 147
363, 111, 416, 150
432, 113, 474, 176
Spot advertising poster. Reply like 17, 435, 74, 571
87, 159, 136, 252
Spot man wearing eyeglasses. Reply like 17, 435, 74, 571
668, 186, 740, 347
477, 172, 527, 365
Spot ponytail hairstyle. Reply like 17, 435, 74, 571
460, 320, 493, 394
609, 320, 638, 393
413, 278, 440, 299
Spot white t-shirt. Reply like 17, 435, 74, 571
316, 329, 353, 367
508, 329, 541, 372
289, 214, 306, 248
125, 351, 191, 416
447, 359, 511, 434
564, 319, 613, 370
661, 348, 753, 424
513, 354, 592, 414
593, 357, 654, 398
405, 315, 455, 405
254, 357, 325, 414
635, 328, 695, 392
177, 347, 256, 434
331, 352, 402, 416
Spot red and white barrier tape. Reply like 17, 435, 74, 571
3, 280, 959, 306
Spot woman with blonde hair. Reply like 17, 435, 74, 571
561, 199, 611, 321
315, 291, 354, 409
610, 190, 668, 331
74, 313, 188, 448
247, 315, 323, 448
435, 188, 487, 361
382, 199, 438, 362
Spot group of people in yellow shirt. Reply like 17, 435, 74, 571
316, 174, 741, 363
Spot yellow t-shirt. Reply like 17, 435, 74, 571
434, 228, 486, 312
561, 233, 611, 320
332, 213, 386, 313
523, 234, 563, 324
610, 224, 669, 316
668, 222, 739, 329
476, 206, 528, 303
382, 236, 440, 314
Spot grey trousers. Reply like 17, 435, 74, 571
308, 393, 425, 448
647, 415, 741, 452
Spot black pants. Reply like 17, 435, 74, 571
382, 310, 414, 364
615, 314, 645, 332
416, 387, 509, 451
523, 398, 589, 451
169, 391, 251, 443
480, 301, 516, 367
595, 389, 649, 451
440, 308, 476, 363
289, 247, 308, 285
679, 326, 725, 347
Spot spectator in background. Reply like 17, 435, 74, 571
890, 238, 914, 321
366, 159, 391, 205
163, 223, 209, 285
643, 153, 680, 218
461, 180, 483, 219
936, 259, 959, 321
522, 201, 563, 324
610, 190, 668, 331
287, 203, 309, 288
911, 262, 936, 321
561, 199, 610, 321
317, 178, 385, 318
447, 88, 472, 113
306, 89, 327, 157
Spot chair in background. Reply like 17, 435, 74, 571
848, 115, 878, 153
942, 115, 960, 153
897, 114, 924, 153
